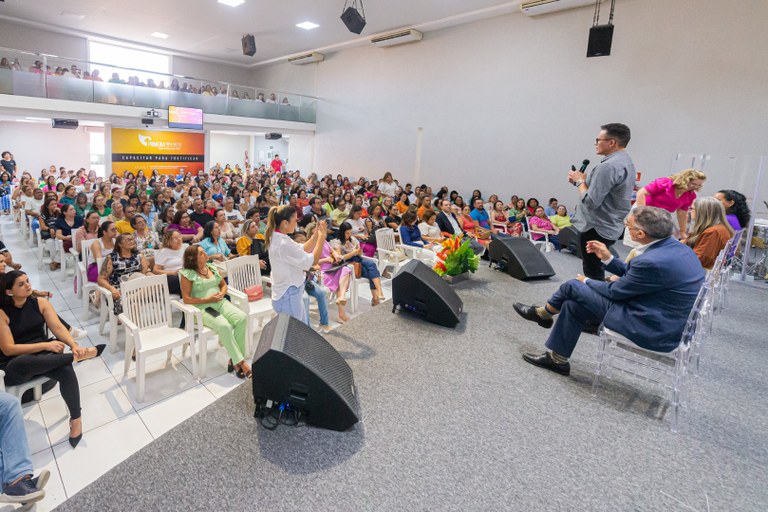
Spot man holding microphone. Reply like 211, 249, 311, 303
568, 123, 635, 280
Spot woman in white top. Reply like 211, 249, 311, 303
89, 220, 117, 281
153, 229, 187, 295
378, 172, 398, 198
265, 205, 327, 324
345, 205, 368, 242
417, 210, 444, 245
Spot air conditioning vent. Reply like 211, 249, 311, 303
371, 29, 423, 48
52, 118, 79, 129
521, 0, 603, 17
288, 52, 325, 65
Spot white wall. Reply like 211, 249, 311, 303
253, 0, 768, 206
209, 133, 250, 169
171, 56, 252, 86
0, 122, 91, 173
254, 137, 289, 167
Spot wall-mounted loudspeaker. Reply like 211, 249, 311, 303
488, 237, 556, 281
340, 7, 366, 34
242, 34, 257, 57
587, 24, 614, 57
265, 133, 282, 140
251, 314, 360, 432
392, 260, 463, 328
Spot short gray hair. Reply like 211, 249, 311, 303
630, 206, 674, 239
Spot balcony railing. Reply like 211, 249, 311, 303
0, 47, 317, 124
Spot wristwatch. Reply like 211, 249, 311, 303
574, 179, 585, 187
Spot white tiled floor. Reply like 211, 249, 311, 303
0, 214, 389, 511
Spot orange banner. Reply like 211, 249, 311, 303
110, 128, 205, 176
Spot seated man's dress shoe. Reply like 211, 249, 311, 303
513, 303, 553, 329
522, 352, 571, 376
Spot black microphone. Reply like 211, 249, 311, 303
579, 159, 590, 172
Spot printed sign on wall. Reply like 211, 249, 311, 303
110, 128, 205, 176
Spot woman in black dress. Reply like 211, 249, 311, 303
0, 271, 105, 448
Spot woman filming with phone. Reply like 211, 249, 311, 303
179, 244, 250, 379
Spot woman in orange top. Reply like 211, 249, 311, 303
684, 196, 734, 270
395, 192, 410, 214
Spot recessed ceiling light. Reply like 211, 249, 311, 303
296, 21, 319, 30
16, 119, 37, 123
25, 117, 51, 121
218, 0, 245, 7
151, 32, 169, 39
60, 11, 86, 20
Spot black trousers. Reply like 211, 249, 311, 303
2, 351, 81, 419
579, 228, 616, 280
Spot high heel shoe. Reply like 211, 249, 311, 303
95, 344, 106, 357
227, 360, 234, 373
69, 420, 82, 448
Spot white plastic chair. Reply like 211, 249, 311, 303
591, 282, 710, 432
223, 256, 274, 353
528, 230, 553, 252
0, 370, 48, 402
374, 228, 408, 275
36, 229, 54, 270
55, 239, 77, 281
71, 238, 98, 304
98, 282, 122, 353
118, 275, 196, 402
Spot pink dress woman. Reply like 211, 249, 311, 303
319, 241, 352, 293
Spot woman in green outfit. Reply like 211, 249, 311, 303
179, 245, 251, 378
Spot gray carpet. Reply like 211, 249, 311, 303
56, 250, 768, 511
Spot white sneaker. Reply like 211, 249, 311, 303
70, 327, 88, 340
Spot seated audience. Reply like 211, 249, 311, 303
544, 198, 559, 217
684, 196, 735, 269
384, 204, 402, 231
549, 205, 572, 229
168, 210, 203, 243
417, 210, 444, 244
131, 215, 160, 262
399, 211, 433, 249
514, 207, 705, 377
153, 229, 186, 295
199, 221, 233, 262
0, 270, 105, 448
115, 205, 136, 234
89, 221, 116, 282
74, 211, 100, 253
333, 222, 385, 306
714, 189, 750, 231
179, 245, 250, 378
0, 390, 50, 504
528, 206, 561, 250
97, 233, 150, 315
290, 230, 331, 332
213, 209, 237, 249
54, 203, 84, 256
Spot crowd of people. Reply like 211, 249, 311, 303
0, 121, 757, 504
1, 55, 289, 103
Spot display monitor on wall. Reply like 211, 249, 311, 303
168, 106, 203, 130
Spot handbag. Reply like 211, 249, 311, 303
352, 261, 362, 279
244, 284, 263, 301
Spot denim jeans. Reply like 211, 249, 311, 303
272, 285, 307, 325
303, 282, 330, 327
0, 392, 33, 486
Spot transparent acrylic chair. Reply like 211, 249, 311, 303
591, 282, 711, 433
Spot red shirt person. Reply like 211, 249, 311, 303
270, 154, 283, 173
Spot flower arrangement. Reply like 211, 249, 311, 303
433, 234, 480, 277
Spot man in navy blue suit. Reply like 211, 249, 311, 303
513, 206, 705, 376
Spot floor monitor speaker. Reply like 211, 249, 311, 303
558, 227, 583, 258
392, 259, 463, 328
340, 7, 366, 34
587, 24, 614, 57
489, 237, 556, 280
252, 314, 359, 431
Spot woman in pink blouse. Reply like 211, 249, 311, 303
528, 206, 560, 250
635, 169, 706, 238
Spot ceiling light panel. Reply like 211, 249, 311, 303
151, 32, 169, 39
296, 22, 319, 30
218, 0, 246, 7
